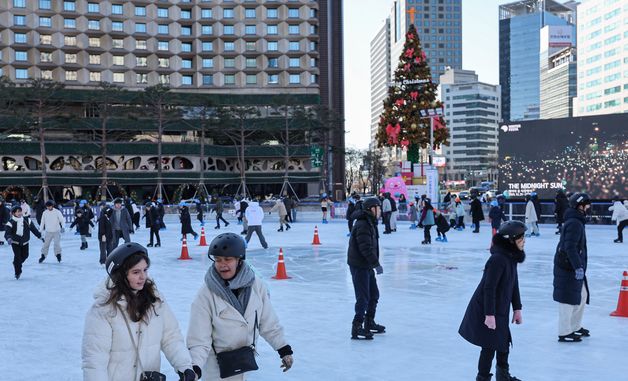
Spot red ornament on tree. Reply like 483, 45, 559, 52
395, 99, 405, 107
404, 48, 415, 58
410, 91, 419, 101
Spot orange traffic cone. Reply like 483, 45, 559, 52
610, 271, 628, 317
178, 235, 192, 260
198, 226, 208, 246
272, 248, 291, 280
312, 225, 321, 245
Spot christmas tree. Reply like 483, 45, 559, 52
376, 24, 449, 163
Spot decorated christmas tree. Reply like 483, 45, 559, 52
376, 24, 449, 163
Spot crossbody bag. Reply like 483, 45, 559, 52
212, 312, 259, 379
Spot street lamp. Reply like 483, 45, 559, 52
418, 107, 444, 165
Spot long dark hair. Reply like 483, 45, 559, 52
105, 252, 160, 322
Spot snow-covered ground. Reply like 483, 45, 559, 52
1, 212, 626, 380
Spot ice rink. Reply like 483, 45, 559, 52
1, 212, 626, 380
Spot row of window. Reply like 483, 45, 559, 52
13, 1, 316, 20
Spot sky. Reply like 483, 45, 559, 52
344, 0, 511, 149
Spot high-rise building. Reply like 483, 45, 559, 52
0, 0, 344, 198
574, 0, 628, 116
539, 25, 577, 119
370, 19, 391, 149
499, 0, 576, 122
439, 68, 500, 183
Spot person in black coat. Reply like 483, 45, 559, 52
488, 200, 507, 236
554, 189, 569, 235
345, 193, 362, 235
347, 197, 385, 340
239, 199, 249, 235
195, 200, 204, 226
4, 205, 43, 279
434, 209, 450, 242
33, 197, 45, 226
0, 198, 10, 246
470, 195, 485, 233
459, 220, 526, 381
531, 192, 542, 231
553, 193, 591, 343
70, 209, 94, 250
156, 199, 166, 229
179, 205, 198, 240
97, 206, 113, 265
144, 203, 161, 247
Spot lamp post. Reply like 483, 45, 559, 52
418, 107, 444, 166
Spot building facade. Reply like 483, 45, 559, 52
439, 68, 500, 184
369, 19, 390, 149
574, 0, 628, 116
540, 45, 576, 119
0, 0, 344, 200
499, 0, 576, 122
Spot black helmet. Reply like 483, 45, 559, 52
362, 197, 381, 210
45, 200, 55, 207
11, 205, 22, 214
497, 220, 527, 240
113, 197, 123, 204
208, 232, 246, 260
105, 242, 149, 275
569, 193, 591, 208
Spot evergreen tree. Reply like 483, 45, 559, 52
376, 24, 449, 163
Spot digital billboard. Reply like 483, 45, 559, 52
498, 114, 627, 200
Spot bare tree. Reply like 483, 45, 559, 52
345, 148, 364, 195
362, 149, 386, 195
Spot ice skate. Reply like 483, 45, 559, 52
364, 316, 385, 334
285, 224, 291, 230
351, 321, 373, 340
154, 243, 161, 247
614, 238, 622, 243
277, 227, 284, 232
38, 254, 45, 263
225, 222, 230, 227
574, 327, 590, 337
147, 243, 153, 247
558, 332, 582, 342
435, 236, 442, 242
55, 254, 62, 263
495, 366, 521, 381
442, 236, 448, 242
476, 374, 492, 381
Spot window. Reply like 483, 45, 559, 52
289, 58, 300, 67
113, 73, 124, 83
15, 33, 27, 44
39, 0, 51, 10
89, 37, 100, 47
136, 40, 147, 49
223, 9, 234, 18
113, 56, 124, 65
64, 18, 76, 29
136, 57, 147, 66
202, 75, 213, 85
65, 71, 78, 81
135, 6, 146, 16
181, 42, 192, 52
137, 73, 148, 84
89, 72, 101, 82
288, 25, 300, 34
40, 35, 52, 45
158, 8, 168, 18
89, 54, 100, 64
64, 1, 76, 11
267, 25, 278, 35
224, 74, 235, 85
64, 36, 77, 46
268, 74, 279, 84
40, 52, 52, 62
245, 9, 256, 18
224, 58, 235, 68
288, 9, 299, 18
202, 42, 213, 51
181, 26, 192, 36
112, 21, 124, 31
224, 42, 235, 51
245, 25, 256, 34
310, 58, 318, 67
112, 38, 123, 48
181, 10, 191, 19
14, 15, 26, 26
246, 74, 257, 84
16, 69, 28, 79
202, 58, 213, 68
289, 41, 300, 51
41, 70, 53, 79
181, 59, 192, 69
159, 74, 170, 84
182, 75, 193, 85
13, 0, 26, 8
39, 17, 52, 27
158, 25, 169, 34
158, 41, 169, 50
223, 25, 235, 35
309, 41, 317, 51
158, 58, 169, 68
310, 73, 318, 84
65, 53, 77, 63
87, 3, 99, 13
201, 9, 212, 19
309, 8, 317, 18
268, 57, 278, 68
246, 42, 256, 51
267, 9, 278, 18
135, 23, 147, 33
309, 25, 318, 34
88, 20, 100, 30
202, 25, 213, 35
111, 4, 123, 15
244, 58, 256, 68
268, 41, 278, 51
289, 74, 300, 84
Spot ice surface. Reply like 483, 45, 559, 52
0, 213, 626, 380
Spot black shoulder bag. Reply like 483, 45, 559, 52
213, 312, 259, 379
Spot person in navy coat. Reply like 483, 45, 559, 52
459, 220, 526, 381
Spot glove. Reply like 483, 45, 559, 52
280, 354, 294, 372
192, 365, 202, 379
40, 238, 45, 243
375, 265, 383, 275
7, 238, 12, 245
177, 369, 197, 381
60, 227, 65, 233
418, 224, 423, 228
575, 268, 585, 280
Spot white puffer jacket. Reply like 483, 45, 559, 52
609, 201, 628, 225
82, 281, 193, 381
525, 200, 538, 223
187, 277, 288, 381
245, 202, 264, 226
40, 208, 65, 232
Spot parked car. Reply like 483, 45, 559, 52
458, 191, 470, 200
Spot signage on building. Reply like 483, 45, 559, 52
310, 145, 323, 168
432, 156, 446, 167
541, 25, 573, 49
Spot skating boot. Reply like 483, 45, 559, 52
435, 236, 442, 242
215, 225, 220, 229
555, 230, 561, 235
574, 327, 590, 337
558, 332, 582, 342
84, 242, 88, 249
421, 240, 430, 244
409, 223, 417, 230
495, 366, 521, 381
614, 238, 623, 243
193, 234, 199, 240
147, 243, 154, 247
38, 254, 45, 263
351, 320, 373, 340
285, 224, 291, 231
277, 227, 284, 232
364, 316, 385, 334
154, 243, 161, 247
225, 222, 230, 227
240, 231, 247, 235
79, 242, 85, 250
476, 374, 493, 381
442, 236, 448, 243
56, 254, 62, 263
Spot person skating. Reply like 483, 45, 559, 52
470, 195, 484, 233
195, 199, 205, 226
455, 198, 466, 230
524, 195, 539, 237
33, 197, 45, 226
554, 189, 569, 235
284, 196, 295, 223
82, 243, 198, 381
489, 200, 507, 237
320, 195, 331, 224
4, 205, 43, 279
381, 193, 392, 234
609, 199, 628, 243
179, 204, 198, 240
418, 198, 435, 244
111, 198, 133, 248
239, 198, 249, 235
97, 206, 113, 266
19, 199, 31, 218
186, 233, 293, 379
70, 208, 95, 250
211, 196, 230, 229
347, 197, 385, 340
459, 220, 526, 381
389, 193, 398, 232
531, 192, 542, 236
144, 202, 161, 248
39, 200, 65, 263
434, 209, 450, 242
408, 201, 418, 229
130, 200, 141, 231
269, 198, 291, 232
0, 197, 10, 246
155, 199, 166, 230
244, 200, 268, 249
553, 193, 592, 343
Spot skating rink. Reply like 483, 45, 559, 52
1, 213, 626, 380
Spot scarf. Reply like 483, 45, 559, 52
205, 262, 255, 317
12, 216, 24, 237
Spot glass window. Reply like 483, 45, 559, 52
15, 33, 27, 44
246, 42, 256, 51
181, 42, 192, 52
112, 38, 123, 48
158, 41, 169, 50
89, 54, 100, 64
224, 25, 235, 35
159, 74, 170, 84
40, 52, 52, 62
87, 3, 99, 13
309, 8, 317, 18
158, 25, 169, 34
181, 10, 191, 19
65, 53, 77, 63
64, 18, 76, 29
112, 56, 124, 65
14, 15, 26, 26
111, 4, 123, 15
201, 9, 212, 19
223, 9, 234, 18
182, 59, 192, 69
65, 71, 77, 81
40, 35, 52, 45
136, 40, 147, 49
135, 23, 147, 33
202, 25, 213, 35
202, 75, 213, 85
14, 0, 26, 8
246, 58, 256, 68
136, 57, 147, 66
88, 20, 100, 30
137, 73, 148, 84
224, 74, 235, 85
245, 25, 256, 34
267, 25, 278, 35
39, 0, 51, 10
135, 6, 146, 16
182, 75, 193, 85
16, 69, 28, 79
41, 70, 53, 79
310, 58, 317, 67
268, 41, 278, 51
202, 58, 213, 68
245, 9, 256, 18
113, 72, 124, 83
246, 74, 257, 84
310, 73, 318, 84
89, 72, 101, 82
268, 74, 279, 84
181, 26, 192, 35
267, 9, 278, 18
64, 36, 76, 46
158, 58, 169, 68
39, 17, 52, 27
224, 42, 235, 51
309, 25, 317, 34
289, 58, 300, 67
289, 74, 300, 84
289, 41, 300, 51
288, 25, 300, 34
224, 58, 235, 68
112, 21, 124, 31
64, 1, 76, 11
288, 9, 299, 18
202, 42, 213, 51
268, 57, 278, 68
158, 8, 168, 18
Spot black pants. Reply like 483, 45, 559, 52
99, 240, 113, 265
285, 211, 293, 223
383, 212, 392, 232
618, 220, 627, 241
149, 227, 161, 245
457, 216, 465, 229
472, 218, 481, 232
437, 228, 447, 238
12, 244, 29, 277
349, 266, 379, 323
423, 225, 432, 242
245, 226, 268, 249
478, 348, 509, 377
215, 212, 228, 227
113, 229, 130, 248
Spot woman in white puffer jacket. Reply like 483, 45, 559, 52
81, 242, 198, 381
